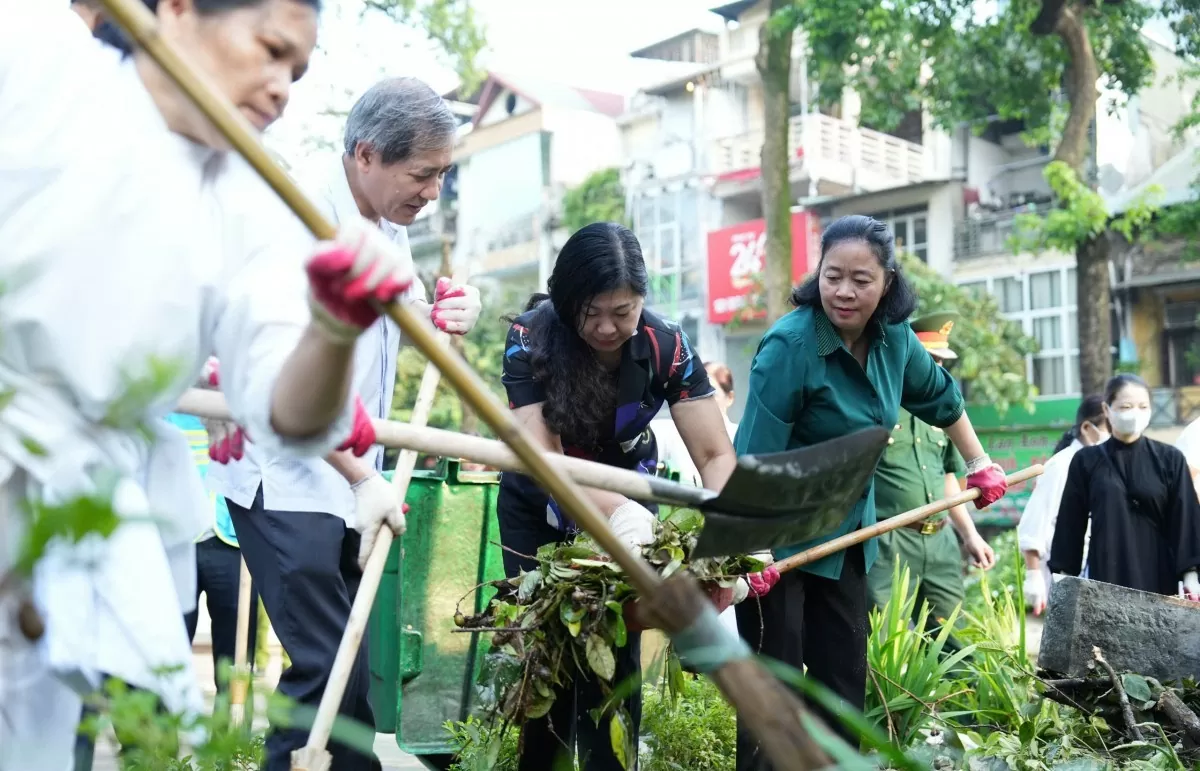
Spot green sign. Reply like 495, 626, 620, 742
967, 396, 1078, 527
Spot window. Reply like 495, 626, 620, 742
868, 207, 928, 262
1164, 301, 1200, 387
956, 266, 1080, 397
633, 188, 703, 316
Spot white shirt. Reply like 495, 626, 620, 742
1017, 440, 1082, 560
651, 412, 737, 487
206, 158, 426, 524
1176, 418, 1200, 472
0, 7, 355, 764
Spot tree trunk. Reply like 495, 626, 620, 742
1055, 3, 1106, 394
1076, 234, 1111, 396
756, 0, 795, 324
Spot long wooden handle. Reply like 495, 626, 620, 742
96, 0, 658, 598
175, 388, 715, 510
229, 556, 253, 726
300, 301, 454, 762
775, 465, 1043, 574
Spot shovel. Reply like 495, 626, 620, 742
99, 2, 845, 764
177, 388, 889, 559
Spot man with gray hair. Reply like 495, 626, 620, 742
206, 76, 481, 771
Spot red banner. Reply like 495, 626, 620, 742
706, 212, 821, 324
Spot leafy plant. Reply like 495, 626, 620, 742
639, 676, 735, 771
458, 509, 764, 768
560, 168, 627, 235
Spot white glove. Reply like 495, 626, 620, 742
431, 278, 482, 335
609, 500, 656, 554
306, 216, 416, 345
1183, 569, 1200, 602
1024, 568, 1047, 616
351, 473, 407, 570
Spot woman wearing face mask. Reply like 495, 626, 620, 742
734, 215, 1006, 767
1017, 395, 1109, 616
498, 223, 740, 771
0, 2, 415, 767
1050, 375, 1200, 602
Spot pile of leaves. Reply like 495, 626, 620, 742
453, 508, 764, 764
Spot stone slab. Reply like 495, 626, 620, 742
1038, 576, 1200, 682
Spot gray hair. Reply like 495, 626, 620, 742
343, 77, 457, 165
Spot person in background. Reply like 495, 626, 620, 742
1173, 414, 1200, 487
866, 312, 996, 636
69, 0, 104, 31
498, 222, 740, 771
1018, 395, 1107, 615
652, 360, 737, 486
1050, 375, 1200, 601
733, 215, 1007, 767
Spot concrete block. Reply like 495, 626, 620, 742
1038, 576, 1200, 682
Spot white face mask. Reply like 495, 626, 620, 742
1109, 407, 1151, 438
1093, 430, 1110, 445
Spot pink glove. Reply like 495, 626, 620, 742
337, 397, 376, 458
306, 217, 415, 345
967, 462, 1008, 509
199, 357, 245, 464
746, 566, 780, 598
431, 277, 482, 335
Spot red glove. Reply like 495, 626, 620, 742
745, 566, 780, 598
431, 277, 482, 335
306, 218, 415, 345
967, 462, 1008, 509
337, 397, 376, 457
199, 357, 245, 464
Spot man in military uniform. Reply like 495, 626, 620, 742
867, 312, 997, 632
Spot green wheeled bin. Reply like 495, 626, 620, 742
370, 459, 506, 769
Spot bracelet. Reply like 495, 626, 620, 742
964, 454, 994, 475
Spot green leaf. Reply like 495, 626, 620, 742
1120, 673, 1153, 704
608, 710, 631, 770
586, 634, 616, 682
610, 610, 628, 648
517, 570, 543, 602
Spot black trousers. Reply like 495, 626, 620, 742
734, 545, 869, 771
498, 495, 643, 771
227, 487, 380, 771
183, 536, 260, 691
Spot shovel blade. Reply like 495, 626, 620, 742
691, 427, 889, 559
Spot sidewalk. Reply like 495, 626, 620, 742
91, 603, 426, 770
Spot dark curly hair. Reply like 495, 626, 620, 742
790, 214, 918, 325
510, 222, 648, 447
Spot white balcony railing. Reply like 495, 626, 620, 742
708, 113, 929, 193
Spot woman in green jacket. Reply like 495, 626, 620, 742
734, 215, 1007, 767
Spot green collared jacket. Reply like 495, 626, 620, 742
734, 306, 965, 579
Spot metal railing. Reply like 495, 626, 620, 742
955, 211, 1022, 260
708, 113, 928, 188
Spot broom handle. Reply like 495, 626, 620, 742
95, 4, 834, 767
229, 556, 253, 722
303, 282, 458, 756
775, 465, 1043, 575
175, 388, 715, 510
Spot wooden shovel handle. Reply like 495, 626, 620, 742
229, 557, 253, 724
775, 465, 1043, 575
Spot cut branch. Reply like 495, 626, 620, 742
1093, 646, 1144, 742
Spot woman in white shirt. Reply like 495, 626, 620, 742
0, 2, 415, 767
653, 361, 737, 485
1017, 395, 1108, 615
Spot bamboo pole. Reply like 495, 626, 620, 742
229, 557, 254, 729
775, 465, 1043, 575
96, 3, 838, 766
